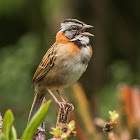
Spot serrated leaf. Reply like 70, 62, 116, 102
20, 100, 51, 140
10, 126, 17, 140
3, 110, 14, 140
0, 133, 7, 140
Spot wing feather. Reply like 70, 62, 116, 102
33, 44, 56, 83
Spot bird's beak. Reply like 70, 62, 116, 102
81, 32, 94, 37
84, 24, 93, 28
81, 24, 94, 37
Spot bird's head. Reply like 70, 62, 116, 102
56, 19, 93, 46
59, 19, 93, 39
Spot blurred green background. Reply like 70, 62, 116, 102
0, 0, 140, 139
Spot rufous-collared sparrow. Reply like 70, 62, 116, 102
28, 19, 93, 121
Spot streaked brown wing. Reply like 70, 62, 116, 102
33, 43, 56, 83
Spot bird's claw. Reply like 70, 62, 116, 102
57, 102, 74, 114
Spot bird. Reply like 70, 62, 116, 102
28, 19, 93, 122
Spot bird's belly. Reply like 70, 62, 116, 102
41, 59, 87, 89
63, 61, 87, 87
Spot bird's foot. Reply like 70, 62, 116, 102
47, 89, 74, 113
58, 102, 74, 114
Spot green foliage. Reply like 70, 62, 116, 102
0, 0, 25, 16
109, 61, 135, 84
3, 110, 14, 140
0, 100, 51, 140
50, 127, 62, 137
67, 120, 76, 132
0, 110, 17, 140
98, 61, 137, 120
50, 120, 76, 140
0, 133, 7, 140
21, 100, 51, 140
10, 126, 17, 140
0, 34, 40, 135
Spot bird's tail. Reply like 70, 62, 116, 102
28, 91, 45, 123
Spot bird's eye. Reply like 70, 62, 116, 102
71, 26, 77, 31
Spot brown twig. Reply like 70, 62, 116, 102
103, 123, 115, 140
32, 121, 46, 140
32, 97, 46, 140
56, 102, 73, 131
49, 102, 74, 140
0, 113, 3, 134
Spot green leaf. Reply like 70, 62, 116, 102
0, 133, 7, 140
20, 100, 51, 140
3, 110, 14, 140
10, 126, 17, 140
50, 120, 77, 139
67, 120, 75, 131
50, 127, 62, 136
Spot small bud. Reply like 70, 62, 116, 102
109, 111, 119, 124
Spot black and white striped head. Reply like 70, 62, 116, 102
59, 19, 93, 40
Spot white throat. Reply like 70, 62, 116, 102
71, 35, 90, 45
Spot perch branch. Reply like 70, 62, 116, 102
56, 102, 74, 130
49, 102, 74, 139
32, 97, 46, 140
0, 113, 3, 134
32, 121, 46, 140
103, 122, 115, 140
